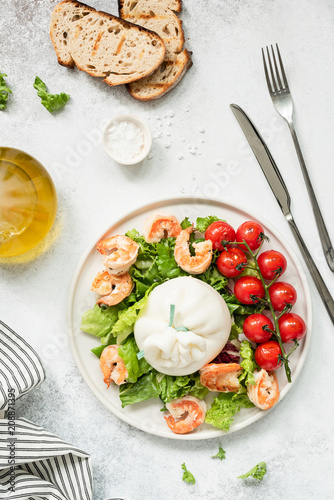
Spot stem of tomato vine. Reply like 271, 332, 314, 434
239, 239, 292, 383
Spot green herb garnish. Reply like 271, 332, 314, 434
33, 76, 70, 113
0, 73, 12, 110
211, 447, 226, 460
181, 463, 195, 484
238, 461, 267, 480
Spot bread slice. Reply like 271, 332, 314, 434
50, 0, 166, 86
118, 0, 192, 100
50, 1, 95, 67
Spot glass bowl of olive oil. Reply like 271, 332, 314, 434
0, 147, 57, 257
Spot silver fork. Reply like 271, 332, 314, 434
262, 43, 334, 272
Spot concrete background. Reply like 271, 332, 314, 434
1, 0, 334, 498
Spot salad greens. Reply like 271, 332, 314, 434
33, 76, 70, 113
117, 336, 209, 407
238, 461, 267, 480
181, 463, 195, 484
0, 73, 11, 110
211, 447, 226, 460
80, 214, 264, 431
195, 215, 222, 232
205, 387, 254, 432
238, 340, 258, 386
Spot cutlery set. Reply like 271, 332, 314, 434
232, 44, 334, 324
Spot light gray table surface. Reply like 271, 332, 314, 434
1, 1, 334, 499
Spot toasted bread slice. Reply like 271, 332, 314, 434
50, 0, 166, 86
119, 0, 192, 100
50, 0, 95, 67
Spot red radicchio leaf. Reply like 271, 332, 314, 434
211, 340, 240, 364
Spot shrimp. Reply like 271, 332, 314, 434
247, 369, 280, 410
199, 362, 242, 392
164, 395, 206, 434
91, 270, 133, 306
96, 235, 139, 275
143, 214, 182, 243
99, 345, 128, 388
174, 226, 213, 274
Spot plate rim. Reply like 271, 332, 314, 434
67, 196, 313, 440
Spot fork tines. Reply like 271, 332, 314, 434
262, 44, 289, 94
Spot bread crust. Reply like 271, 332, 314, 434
118, 0, 191, 100
118, 0, 183, 14
127, 49, 192, 100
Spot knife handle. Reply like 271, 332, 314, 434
287, 215, 334, 324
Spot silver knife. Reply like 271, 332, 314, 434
230, 103, 334, 325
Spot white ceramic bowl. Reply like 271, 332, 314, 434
103, 114, 152, 165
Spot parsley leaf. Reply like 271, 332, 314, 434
211, 447, 226, 460
33, 76, 70, 113
0, 73, 12, 110
181, 463, 195, 484
238, 461, 267, 480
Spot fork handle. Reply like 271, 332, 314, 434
287, 120, 334, 272
286, 214, 334, 324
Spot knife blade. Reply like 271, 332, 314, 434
230, 103, 334, 325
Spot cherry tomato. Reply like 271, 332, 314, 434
216, 247, 247, 278
234, 276, 265, 304
278, 313, 306, 343
243, 314, 274, 343
257, 250, 287, 280
205, 221, 236, 251
269, 281, 297, 311
255, 341, 282, 370
236, 221, 265, 251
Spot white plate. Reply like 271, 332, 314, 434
67, 197, 312, 440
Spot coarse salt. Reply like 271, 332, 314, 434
108, 120, 144, 162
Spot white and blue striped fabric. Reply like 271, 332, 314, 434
0, 321, 93, 500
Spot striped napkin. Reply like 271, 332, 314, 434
0, 320, 93, 500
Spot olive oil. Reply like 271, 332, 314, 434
0, 148, 57, 257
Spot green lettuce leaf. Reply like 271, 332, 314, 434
111, 286, 155, 343
195, 216, 222, 232
0, 73, 11, 110
211, 447, 226, 460
197, 266, 228, 294
239, 340, 258, 386
80, 304, 119, 338
188, 374, 209, 400
158, 375, 196, 404
119, 372, 161, 407
238, 461, 267, 480
205, 387, 254, 432
222, 293, 265, 316
180, 217, 192, 229
33, 76, 70, 113
156, 238, 186, 279
91, 340, 116, 358
118, 336, 151, 383
181, 463, 195, 484
239, 258, 261, 278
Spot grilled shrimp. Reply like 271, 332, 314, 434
96, 235, 139, 275
143, 214, 182, 243
199, 362, 242, 392
174, 226, 212, 274
91, 270, 133, 306
165, 395, 206, 434
247, 369, 279, 410
99, 345, 128, 387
